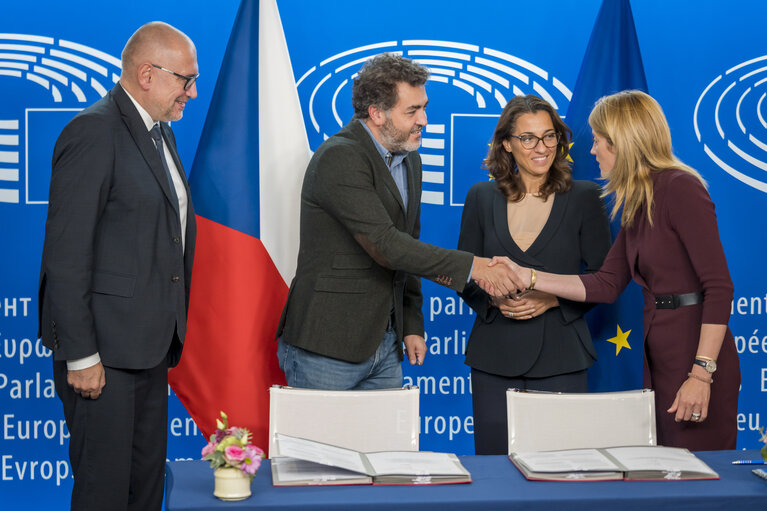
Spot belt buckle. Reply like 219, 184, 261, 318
655, 294, 675, 309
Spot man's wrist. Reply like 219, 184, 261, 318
66, 353, 101, 371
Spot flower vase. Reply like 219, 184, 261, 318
213, 467, 252, 501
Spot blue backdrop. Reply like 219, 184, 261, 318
1, 1, 765, 508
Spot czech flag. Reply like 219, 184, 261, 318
168, 0, 311, 452
566, 0, 648, 391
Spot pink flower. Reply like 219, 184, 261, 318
241, 447, 263, 475
201, 442, 216, 458
224, 445, 246, 464
246, 445, 265, 459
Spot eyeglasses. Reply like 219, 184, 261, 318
509, 132, 560, 150
152, 64, 199, 91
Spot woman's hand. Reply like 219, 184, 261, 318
492, 290, 559, 320
667, 367, 711, 423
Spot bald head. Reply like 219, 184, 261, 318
120, 22, 196, 87
119, 21, 198, 122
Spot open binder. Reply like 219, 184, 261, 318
271, 433, 472, 486
509, 446, 719, 481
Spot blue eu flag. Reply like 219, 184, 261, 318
566, 0, 648, 391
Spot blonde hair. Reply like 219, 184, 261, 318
588, 90, 705, 227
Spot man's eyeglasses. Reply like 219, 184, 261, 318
509, 132, 560, 150
152, 64, 199, 91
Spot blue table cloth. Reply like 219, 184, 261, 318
165, 450, 766, 510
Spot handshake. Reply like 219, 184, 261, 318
471, 256, 531, 297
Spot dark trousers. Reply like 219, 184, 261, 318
53, 359, 168, 511
471, 367, 588, 455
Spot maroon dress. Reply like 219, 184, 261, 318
580, 169, 740, 450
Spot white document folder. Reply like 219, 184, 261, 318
506, 388, 657, 454
268, 385, 419, 458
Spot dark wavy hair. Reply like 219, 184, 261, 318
484, 95, 573, 202
352, 54, 429, 119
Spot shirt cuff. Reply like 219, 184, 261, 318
467, 261, 474, 283
67, 353, 101, 371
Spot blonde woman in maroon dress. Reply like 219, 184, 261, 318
490, 90, 740, 450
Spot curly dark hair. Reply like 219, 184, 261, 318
484, 95, 573, 202
352, 54, 429, 119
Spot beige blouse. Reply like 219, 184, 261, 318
507, 194, 554, 251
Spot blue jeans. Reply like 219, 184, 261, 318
277, 327, 402, 390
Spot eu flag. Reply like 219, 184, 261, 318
566, 0, 647, 391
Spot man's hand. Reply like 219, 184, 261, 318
403, 335, 426, 365
472, 256, 526, 297
67, 362, 106, 399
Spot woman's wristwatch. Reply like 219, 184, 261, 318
693, 356, 717, 374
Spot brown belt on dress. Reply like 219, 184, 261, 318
654, 292, 703, 309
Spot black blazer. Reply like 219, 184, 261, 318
457, 180, 611, 377
277, 120, 473, 363
38, 84, 196, 370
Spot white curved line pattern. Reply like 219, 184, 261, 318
428, 75, 449, 84
714, 80, 736, 139
726, 55, 767, 74
0, 33, 120, 104
296, 40, 572, 205
695, 54, 767, 193
0, 34, 120, 203
331, 78, 348, 128
736, 86, 750, 133
298, 40, 571, 132
757, 92, 767, 130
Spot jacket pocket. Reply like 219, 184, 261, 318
92, 270, 136, 297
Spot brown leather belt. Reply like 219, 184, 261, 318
654, 292, 703, 309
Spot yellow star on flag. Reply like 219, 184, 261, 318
606, 324, 631, 355
566, 141, 574, 162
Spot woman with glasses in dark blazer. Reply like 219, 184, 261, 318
457, 95, 612, 455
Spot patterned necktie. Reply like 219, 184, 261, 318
150, 124, 179, 208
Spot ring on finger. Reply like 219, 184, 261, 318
507, 311, 514, 318
691, 412, 701, 421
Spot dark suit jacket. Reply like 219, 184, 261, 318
457, 180, 611, 377
38, 84, 196, 370
276, 120, 473, 363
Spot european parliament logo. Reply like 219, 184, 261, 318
0, 34, 120, 204
296, 40, 571, 207
695, 54, 767, 193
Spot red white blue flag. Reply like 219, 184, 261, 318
168, 0, 311, 452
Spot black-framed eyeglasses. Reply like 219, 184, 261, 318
510, 132, 560, 150
152, 64, 199, 91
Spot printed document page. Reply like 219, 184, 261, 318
606, 446, 712, 472
513, 449, 621, 472
365, 451, 466, 476
275, 434, 368, 474
270, 458, 366, 483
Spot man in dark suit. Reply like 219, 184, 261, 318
276, 54, 522, 390
39, 22, 197, 510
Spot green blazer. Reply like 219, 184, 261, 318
276, 120, 473, 363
